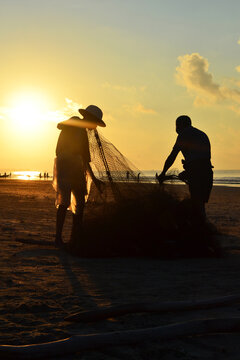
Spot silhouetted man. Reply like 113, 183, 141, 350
53, 105, 106, 248
157, 115, 213, 223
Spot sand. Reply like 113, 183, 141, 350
1, 179, 240, 359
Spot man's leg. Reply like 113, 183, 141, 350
70, 190, 85, 248
191, 197, 206, 226
55, 205, 68, 247
190, 177, 212, 226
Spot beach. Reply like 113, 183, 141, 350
1, 179, 240, 359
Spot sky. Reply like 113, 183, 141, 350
0, 0, 240, 172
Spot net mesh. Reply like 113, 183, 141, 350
75, 129, 220, 258
86, 129, 156, 203
88, 129, 142, 181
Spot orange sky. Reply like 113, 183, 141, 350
1, 1, 240, 172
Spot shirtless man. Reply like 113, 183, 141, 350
157, 115, 213, 223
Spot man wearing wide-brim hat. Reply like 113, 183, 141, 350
53, 105, 105, 249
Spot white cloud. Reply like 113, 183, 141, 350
64, 98, 83, 115
176, 53, 223, 104
124, 102, 157, 115
176, 52, 240, 113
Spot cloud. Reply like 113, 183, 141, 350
64, 98, 83, 114
228, 104, 240, 115
222, 87, 240, 103
124, 102, 157, 115
176, 53, 223, 104
176, 52, 240, 113
134, 103, 157, 114
102, 82, 145, 93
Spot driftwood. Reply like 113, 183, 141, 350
2, 317, 240, 358
64, 294, 240, 322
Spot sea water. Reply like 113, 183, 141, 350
1, 169, 240, 187
0, 170, 52, 181
143, 169, 240, 187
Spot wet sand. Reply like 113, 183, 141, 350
1, 180, 240, 359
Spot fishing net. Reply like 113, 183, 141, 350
86, 129, 155, 202
76, 129, 221, 258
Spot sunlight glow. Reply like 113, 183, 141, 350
8, 94, 48, 133
7, 92, 63, 134
13, 171, 41, 180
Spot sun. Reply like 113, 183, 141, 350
8, 92, 51, 134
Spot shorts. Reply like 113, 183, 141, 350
53, 156, 90, 214
182, 160, 213, 203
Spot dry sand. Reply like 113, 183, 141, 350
1, 179, 240, 359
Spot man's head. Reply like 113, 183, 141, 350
78, 105, 106, 128
176, 115, 191, 134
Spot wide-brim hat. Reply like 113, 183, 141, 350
78, 105, 106, 127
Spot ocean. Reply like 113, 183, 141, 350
144, 170, 240, 187
0, 169, 240, 187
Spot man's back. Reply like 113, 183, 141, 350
56, 126, 90, 163
174, 126, 211, 163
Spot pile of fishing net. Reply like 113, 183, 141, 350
70, 130, 222, 258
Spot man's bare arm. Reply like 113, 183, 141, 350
162, 148, 179, 174
86, 163, 104, 193
86, 162, 96, 180
157, 148, 179, 183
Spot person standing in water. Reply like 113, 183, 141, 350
53, 105, 106, 248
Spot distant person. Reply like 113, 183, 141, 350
53, 105, 106, 248
137, 172, 141, 182
157, 115, 213, 223
126, 171, 130, 181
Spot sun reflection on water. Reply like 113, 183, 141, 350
13, 171, 42, 180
